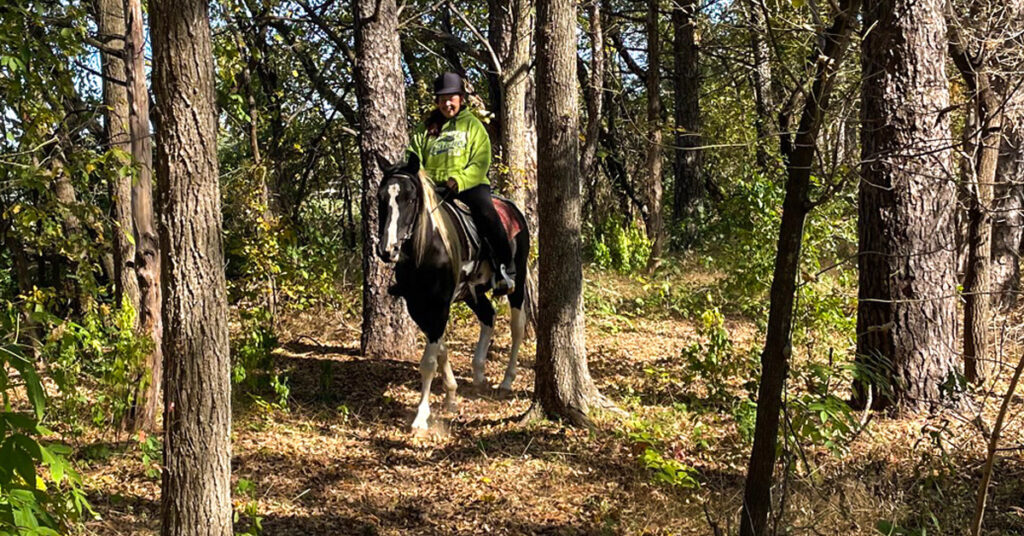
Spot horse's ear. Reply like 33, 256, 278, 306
404, 152, 420, 174
375, 153, 394, 172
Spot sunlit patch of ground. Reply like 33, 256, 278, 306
78, 263, 1024, 535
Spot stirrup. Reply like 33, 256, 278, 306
492, 264, 515, 296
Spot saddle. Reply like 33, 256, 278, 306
438, 191, 525, 258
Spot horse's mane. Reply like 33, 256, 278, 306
413, 171, 462, 282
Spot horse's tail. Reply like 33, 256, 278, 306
522, 263, 538, 337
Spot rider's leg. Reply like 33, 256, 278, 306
455, 184, 515, 294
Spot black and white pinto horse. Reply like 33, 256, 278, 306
376, 154, 529, 433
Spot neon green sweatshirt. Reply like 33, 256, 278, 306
408, 108, 491, 192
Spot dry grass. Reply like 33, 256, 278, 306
75, 265, 1024, 535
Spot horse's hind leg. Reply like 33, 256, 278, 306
466, 292, 496, 389
499, 307, 525, 392
500, 233, 530, 392
412, 338, 442, 432
437, 341, 458, 413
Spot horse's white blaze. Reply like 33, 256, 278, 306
412, 340, 442, 431
472, 323, 494, 387
385, 183, 401, 253
500, 307, 526, 391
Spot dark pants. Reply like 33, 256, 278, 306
455, 184, 513, 270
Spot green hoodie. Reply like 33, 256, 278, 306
408, 108, 491, 192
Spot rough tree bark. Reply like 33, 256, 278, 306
644, 0, 665, 266
151, 0, 233, 533
854, 0, 960, 411
739, 1, 859, 533
949, 19, 1003, 383
991, 121, 1024, 309
671, 0, 703, 241
151, 0, 232, 532
353, 0, 418, 359
579, 0, 604, 186
125, 0, 163, 433
532, 0, 608, 426
95, 0, 140, 313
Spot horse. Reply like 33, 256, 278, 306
375, 154, 530, 433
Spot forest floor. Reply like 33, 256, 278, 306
77, 264, 1024, 535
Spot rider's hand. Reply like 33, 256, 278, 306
445, 178, 459, 194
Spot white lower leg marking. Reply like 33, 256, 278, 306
385, 184, 401, 252
500, 307, 525, 391
472, 322, 494, 387
412, 341, 440, 430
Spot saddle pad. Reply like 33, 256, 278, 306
493, 198, 524, 239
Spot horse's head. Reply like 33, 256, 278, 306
376, 153, 422, 262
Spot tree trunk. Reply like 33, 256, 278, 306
739, 2, 859, 533
671, 0, 703, 242
579, 0, 604, 186
489, 0, 534, 216
353, 0, 418, 359
991, 102, 1024, 310
950, 25, 1003, 383
745, 0, 776, 169
95, 0, 140, 314
126, 0, 163, 433
644, 0, 665, 266
532, 0, 605, 426
854, 0, 959, 412
151, 0, 233, 532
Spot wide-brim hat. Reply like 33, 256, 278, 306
433, 71, 465, 96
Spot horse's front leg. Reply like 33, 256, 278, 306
412, 339, 442, 432
466, 293, 496, 390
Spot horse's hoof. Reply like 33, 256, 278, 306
411, 425, 431, 438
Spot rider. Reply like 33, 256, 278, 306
408, 71, 515, 295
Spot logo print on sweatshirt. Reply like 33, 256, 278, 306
430, 130, 468, 157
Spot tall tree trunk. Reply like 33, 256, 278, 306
489, 0, 534, 217
992, 123, 1024, 309
745, 0, 776, 169
353, 0, 418, 359
671, 0, 703, 242
532, 0, 606, 426
579, 0, 604, 186
152, 0, 233, 533
96, 0, 140, 313
950, 23, 1003, 383
644, 0, 665, 266
126, 0, 163, 433
854, 0, 959, 411
739, 2, 859, 533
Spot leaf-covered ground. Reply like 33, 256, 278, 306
77, 268, 1024, 535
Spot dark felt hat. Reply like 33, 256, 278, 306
433, 72, 465, 96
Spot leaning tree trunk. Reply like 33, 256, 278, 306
125, 0, 163, 433
644, 0, 665, 265
151, 0, 233, 533
671, 0, 703, 242
739, 1, 859, 533
950, 23, 1003, 383
854, 0, 960, 412
532, 0, 607, 426
353, 0, 418, 359
95, 0, 140, 313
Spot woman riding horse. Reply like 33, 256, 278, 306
407, 72, 515, 295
